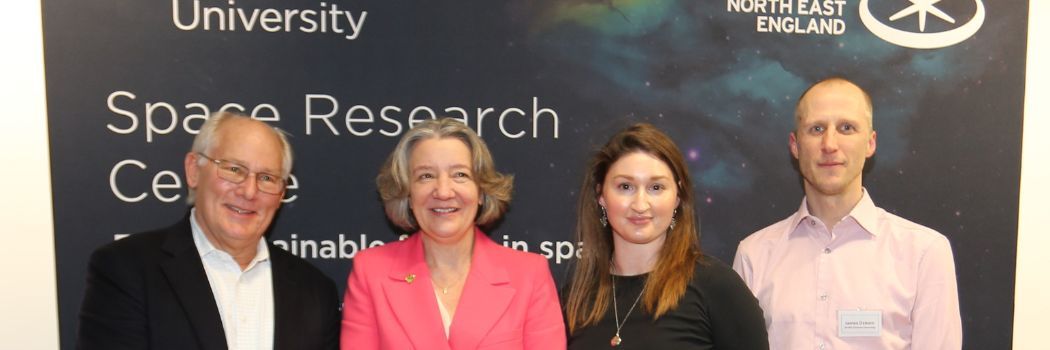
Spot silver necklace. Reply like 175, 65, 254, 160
610, 275, 643, 347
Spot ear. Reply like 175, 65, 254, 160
866, 130, 878, 158
789, 132, 800, 160
595, 183, 606, 208
675, 181, 683, 208
184, 152, 200, 189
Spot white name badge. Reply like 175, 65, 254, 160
838, 310, 882, 337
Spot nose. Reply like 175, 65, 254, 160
235, 175, 259, 200
821, 130, 839, 153
629, 191, 651, 213
432, 176, 455, 199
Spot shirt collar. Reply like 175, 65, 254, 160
848, 188, 880, 237
784, 188, 880, 239
189, 208, 270, 265
782, 200, 812, 240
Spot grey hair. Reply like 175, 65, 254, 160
185, 111, 293, 203
376, 118, 513, 231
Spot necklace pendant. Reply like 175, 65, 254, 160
610, 334, 621, 347
442, 287, 449, 294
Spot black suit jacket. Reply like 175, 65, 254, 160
76, 216, 340, 350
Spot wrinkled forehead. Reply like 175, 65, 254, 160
213, 120, 285, 172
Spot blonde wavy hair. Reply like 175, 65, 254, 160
375, 118, 513, 231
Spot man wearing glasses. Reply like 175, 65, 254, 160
78, 112, 339, 350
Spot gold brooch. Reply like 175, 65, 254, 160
405, 274, 416, 284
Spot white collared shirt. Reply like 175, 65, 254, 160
191, 208, 275, 350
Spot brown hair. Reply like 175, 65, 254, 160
375, 118, 513, 231
564, 123, 702, 334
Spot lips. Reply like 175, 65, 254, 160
225, 204, 256, 215
431, 207, 459, 214
627, 216, 653, 225
818, 161, 844, 167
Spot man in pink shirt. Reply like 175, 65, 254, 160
733, 77, 962, 349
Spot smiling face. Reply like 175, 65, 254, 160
790, 80, 877, 199
184, 118, 286, 250
408, 137, 480, 245
599, 151, 680, 250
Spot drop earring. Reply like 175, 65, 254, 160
600, 206, 609, 227
669, 208, 677, 230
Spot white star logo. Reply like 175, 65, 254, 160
888, 0, 957, 32
859, 0, 984, 49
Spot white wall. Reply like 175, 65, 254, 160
1, 1, 1047, 349
1012, 1, 1050, 349
0, 1, 60, 349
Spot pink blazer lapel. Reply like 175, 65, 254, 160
448, 231, 517, 350
381, 235, 451, 350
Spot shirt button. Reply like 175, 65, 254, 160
820, 294, 828, 301
823, 247, 831, 254
809, 219, 816, 226
818, 342, 825, 350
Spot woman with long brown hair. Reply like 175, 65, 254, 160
563, 123, 767, 349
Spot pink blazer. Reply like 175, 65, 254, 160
341, 229, 566, 350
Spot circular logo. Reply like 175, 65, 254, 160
859, 0, 985, 49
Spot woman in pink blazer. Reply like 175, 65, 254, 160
341, 118, 566, 350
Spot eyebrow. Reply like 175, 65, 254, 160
804, 114, 865, 122
411, 165, 434, 173
411, 164, 471, 173
610, 174, 671, 182
222, 157, 280, 175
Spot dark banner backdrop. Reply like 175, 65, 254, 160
43, 0, 1025, 348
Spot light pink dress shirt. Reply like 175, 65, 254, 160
733, 190, 961, 350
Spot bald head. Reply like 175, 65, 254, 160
795, 77, 873, 130
788, 76, 878, 200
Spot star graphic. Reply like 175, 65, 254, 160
888, 0, 956, 32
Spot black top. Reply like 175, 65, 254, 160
567, 257, 768, 350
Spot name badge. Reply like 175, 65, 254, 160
838, 309, 882, 337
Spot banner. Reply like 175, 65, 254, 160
44, 0, 1024, 348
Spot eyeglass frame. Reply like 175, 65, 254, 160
195, 152, 286, 195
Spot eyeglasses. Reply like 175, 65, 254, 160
196, 153, 285, 195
